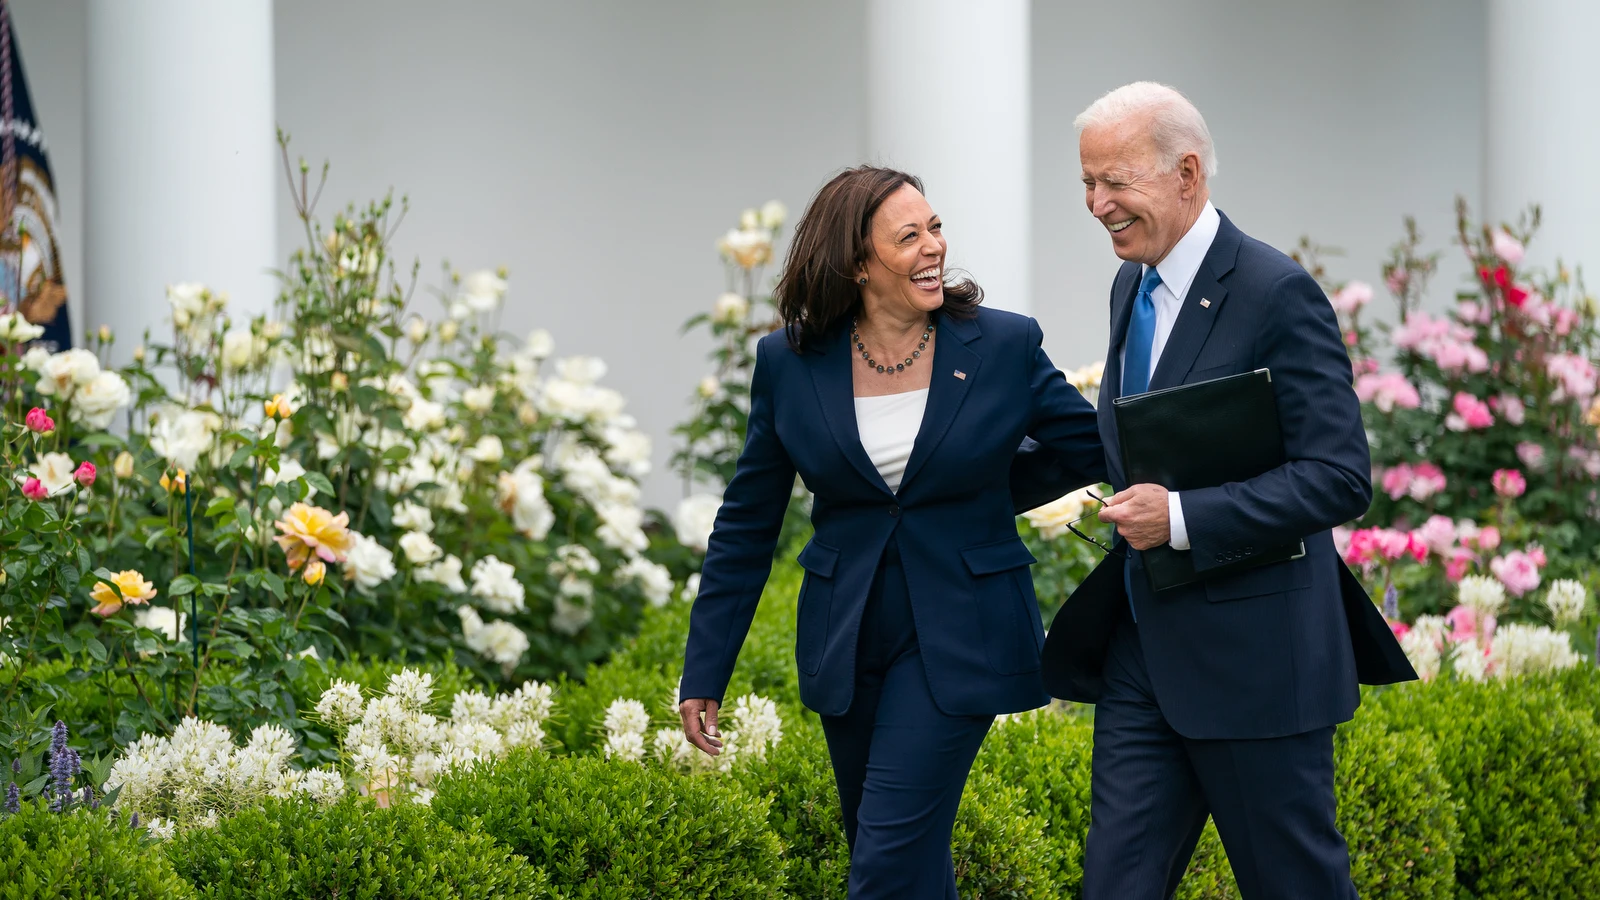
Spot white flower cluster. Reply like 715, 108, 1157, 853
617, 556, 675, 608
318, 669, 554, 806
649, 691, 783, 775
105, 718, 343, 834
345, 531, 398, 591
1399, 615, 1447, 681
456, 605, 530, 674
1487, 623, 1585, 678
1457, 575, 1507, 617
23, 347, 132, 430
497, 458, 556, 541
470, 555, 525, 614
166, 282, 229, 341
602, 698, 651, 763
673, 493, 722, 553
554, 439, 650, 556
1544, 579, 1588, 626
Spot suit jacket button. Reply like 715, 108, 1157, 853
888, 504, 901, 517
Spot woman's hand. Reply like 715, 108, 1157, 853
679, 698, 724, 756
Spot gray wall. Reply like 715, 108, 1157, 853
13, 0, 1491, 509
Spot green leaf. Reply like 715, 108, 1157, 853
205, 496, 237, 517
304, 471, 336, 497
168, 574, 201, 597
85, 637, 108, 662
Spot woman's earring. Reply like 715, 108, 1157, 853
857, 276, 868, 285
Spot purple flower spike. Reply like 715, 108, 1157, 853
1382, 583, 1400, 620
3, 782, 19, 815
130, 811, 140, 829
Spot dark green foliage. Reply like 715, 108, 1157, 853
732, 719, 850, 898
972, 709, 1094, 892
0, 801, 196, 899
1370, 680, 1600, 899
951, 770, 1062, 898
430, 750, 787, 899
165, 796, 549, 899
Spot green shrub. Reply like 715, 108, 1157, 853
952, 770, 1062, 898
0, 801, 195, 899
731, 719, 850, 898
1371, 680, 1600, 899
548, 662, 678, 755
165, 795, 548, 899
973, 709, 1093, 891
431, 750, 787, 899
1555, 665, 1600, 726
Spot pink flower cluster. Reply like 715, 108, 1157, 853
1489, 394, 1526, 425
1392, 311, 1488, 374
1379, 462, 1447, 501
1491, 468, 1526, 499
1545, 353, 1598, 404
1354, 371, 1421, 413
1490, 547, 1544, 596
1342, 516, 1514, 585
1330, 281, 1374, 316
1445, 392, 1494, 431
1341, 527, 1427, 568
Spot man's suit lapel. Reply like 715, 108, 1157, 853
1148, 213, 1244, 391
900, 312, 980, 493
807, 328, 893, 495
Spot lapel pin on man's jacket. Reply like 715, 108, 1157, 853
1200, 298, 1212, 308
953, 369, 966, 380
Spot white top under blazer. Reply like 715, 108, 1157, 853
854, 388, 930, 494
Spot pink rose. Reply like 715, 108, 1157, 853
1381, 464, 1414, 501
1554, 308, 1580, 337
1527, 544, 1547, 567
1416, 515, 1457, 556
1493, 395, 1526, 425
1491, 468, 1526, 499
1476, 525, 1502, 552
1546, 353, 1597, 404
1491, 229, 1525, 265
1490, 550, 1541, 596
74, 461, 96, 488
1445, 393, 1494, 431
21, 477, 47, 501
24, 407, 54, 435
1355, 372, 1421, 413
1446, 604, 1496, 645
1445, 549, 1474, 583
1331, 281, 1374, 315
1408, 463, 1447, 501
1515, 442, 1545, 470
1389, 620, 1411, 639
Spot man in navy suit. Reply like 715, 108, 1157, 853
1038, 82, 1416, 899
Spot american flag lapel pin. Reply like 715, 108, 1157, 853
1200, 298, 1212, 308
953, 369, 966, 380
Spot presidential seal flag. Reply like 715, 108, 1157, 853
0, 0, 70, 351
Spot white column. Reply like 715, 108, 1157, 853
84, 0, 276, 360
866, 0, 1030, 313
1485, 0, 1600, 277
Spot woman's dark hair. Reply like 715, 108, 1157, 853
775, 166, 982, 352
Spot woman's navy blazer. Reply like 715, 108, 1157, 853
680, 306, 1106, 717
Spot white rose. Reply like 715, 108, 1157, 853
166, 282, 209, 327
460, 269, 508, 313
418, 555, 467, 593
603, 427, 652, 480
392, 500, 435, 534
26, 452, 78, 495
739, 208, 759, 230
462, 385, 496, 413
403, 398, 447, 432
673, 493, 722, 553
713, 292, 750, 325
399, 531, 443, 566
134, 606, 187, 643
550, 594, 594, 636
618, 557, 674, 608
149, 406, 218, 470
448, 300, 472, 321
221, 329, 257, 371
404, 317, 429, 344
344, 533, 397, 590
1022, 488, 1093, 540
497, 465, 554, 540
0, 312, 44, 343
759, 199, 788, 230
524, 329, 554, 360
697, 376, 722, 400
466, 434, 504, 465
70, 371, 132, 430
35, 349, 101, 399
21, 346, 50, 372
555, 356, 607, 386
470, 555, 526, 614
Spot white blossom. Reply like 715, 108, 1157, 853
470, 555, 525, 613
149, 405, 219, 471
462, 385, 496, 413
0, 311, 45, 343
1450, 641, 1490, 682
1399, 628, 1442, 681
459, 269, 507, 313
1488, 623, 1584, 677
345, 533, 398, 590
618, 557, 674, 607
713, 292, 750, 324
34, 349, 100, 400
391, 500, 435, 534
1544, 579, 1588, 626
1457, 575, 1507, 618
399, 530, 443, 565
497, 461, 555, 540
674, 493, 722, 553
550, 594, 594, 635
25, 451, 78, 496
417, 554, 468, 593
524, 329, 554, 360
70, 371, 132, 430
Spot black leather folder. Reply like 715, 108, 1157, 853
1111, 368, 1305, 591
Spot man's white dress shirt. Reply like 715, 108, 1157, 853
1117, 201, 1220, 552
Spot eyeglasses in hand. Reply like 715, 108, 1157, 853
1064, 490, 1124, 558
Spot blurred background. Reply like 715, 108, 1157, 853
8, 0, 1595, 508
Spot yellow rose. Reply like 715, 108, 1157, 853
160, 468, 187, 494
274, 502, 356, 571
113, 452, 135, 480
90, 570, 158, 617
303, 558, 327, 586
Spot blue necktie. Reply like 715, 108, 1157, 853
1120, 267, 1163, 621
1121, 267, 1163, 398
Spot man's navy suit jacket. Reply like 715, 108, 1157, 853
680, 307, 1106, 718
1034, 212, 1416, 741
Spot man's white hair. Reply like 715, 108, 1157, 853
1074, 82, 1218, 178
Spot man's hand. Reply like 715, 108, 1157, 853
679, 697, 723, 757
1098, 483, 1171, 550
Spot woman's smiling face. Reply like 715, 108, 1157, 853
859, 183, 947, 317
